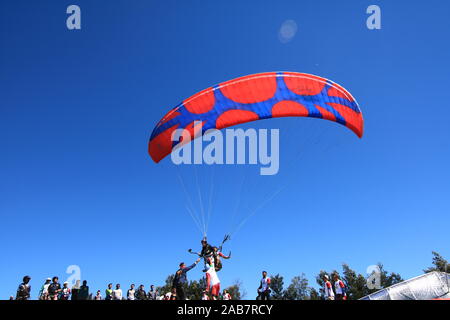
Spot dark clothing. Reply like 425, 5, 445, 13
201, 244, 214, 258
200, 244, 214, 271
175, 285, 186, 300
257, 291, 270, 300
78, 285, 89, 300
16, 283, 31, 300
173, 263, 197, 286
135, 288, 147, 300
172, 262, 197, 301
71, 288, 79, 300
48, 282, 61, 297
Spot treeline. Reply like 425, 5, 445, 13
158, 251, 449, 300
271, 251, 449, 300
261, 262, 402, 300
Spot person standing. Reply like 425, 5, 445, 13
223, 289, 231, 300
71, 280, 80, 300
112, 283, 122, 300
16, 275, 32, 300
173, 258, 201, 300
60, 282, 71, 300
105, 283, 113, 300
147, 285, 157, 300
94, 290, 102, 300
127, 284, 136, 300
78, 280, 89, 300
201, 291, 210, 300
333, 273, 347, 300
38, 278, 51, 300
323, 275, 335, 300
205, 256, 221, 300
48, 276, 61, 300
257, 271, 271, 300
135, 284, 147, 300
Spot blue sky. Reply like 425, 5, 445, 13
1, 0, 449, 299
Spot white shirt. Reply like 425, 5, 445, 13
259, 277, 271, 292
206, 258, 220, 285
40, 283, 50, 296
334, 280, 345, 295
127, 289, 135, 300
324, 280, 334, 298
113, 289, 123, 300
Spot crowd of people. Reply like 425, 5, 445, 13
13, 237, 235, 301
12, 237, 347, 301
13, 270, 347, 301
13, 274, 236, 301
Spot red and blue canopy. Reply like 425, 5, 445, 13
149, 72, 363, 162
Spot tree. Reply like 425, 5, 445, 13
340, 263, 402, 300
225, 279, 245, 300
157, 274, 204, 300
308, 288, 320, 300
156, 274, 175, 297
315, 265, 391, 300
269, 274, 284, 300
424, 252, 450, 273
186, 278, 206, 300
341, 264, 371, 300
283, 273, 310, 300
377, 263, 402, 288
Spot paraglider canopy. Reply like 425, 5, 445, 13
148, 72, 363, 163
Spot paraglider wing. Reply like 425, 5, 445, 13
148, 72, 363, 163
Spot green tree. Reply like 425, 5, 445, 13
308, 287, 320, 300
341, 264, 370, 300
377, 263, 402, 288
424, 251, 450, 273
186, 278, 206, 300
269, 274, 284, 300
156, 274, 175, 296
315, 265, 383, 300
340, 263, 402, 299
283, 273, 310, 300
225, 279, 245, 300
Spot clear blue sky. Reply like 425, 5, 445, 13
1, 0, 449, 299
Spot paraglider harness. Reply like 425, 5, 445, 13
188, 235, 231, 272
